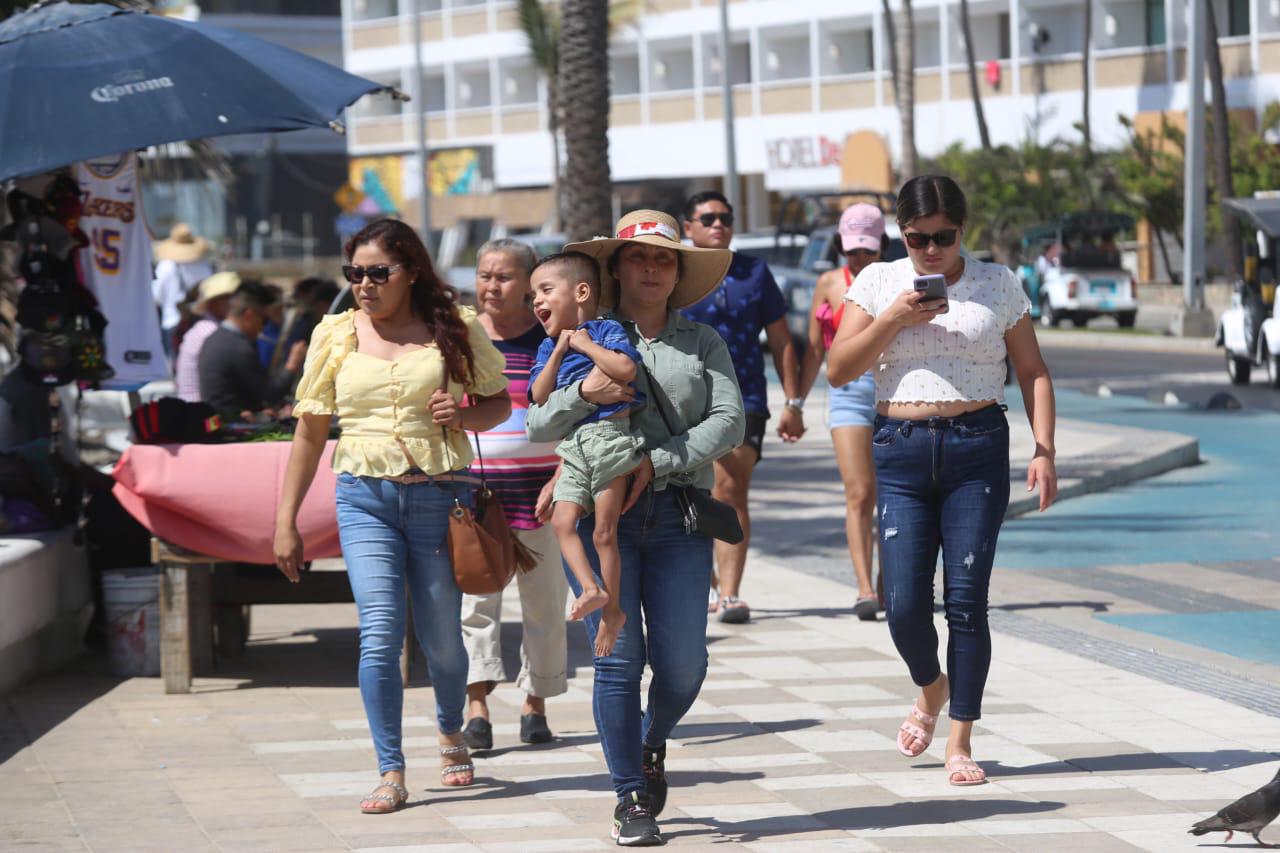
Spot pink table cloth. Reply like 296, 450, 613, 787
113, 441, 341, 564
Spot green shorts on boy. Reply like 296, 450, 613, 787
553, 418, 645, 512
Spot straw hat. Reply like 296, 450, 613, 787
192, 271, 240, 313
153, 222, 212, 263
564, 210, 732, 310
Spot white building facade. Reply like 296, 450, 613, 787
341, 0, 1280, 232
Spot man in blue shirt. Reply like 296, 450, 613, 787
680, 191, 804, 625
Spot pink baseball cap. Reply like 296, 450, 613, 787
839, 203, 886, 252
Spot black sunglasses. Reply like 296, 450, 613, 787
695, 212, 734, 228
341, 263, 403, 285
845, 248, 879, 258
903, 229, 959, 250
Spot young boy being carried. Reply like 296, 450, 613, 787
528, 252, 646, 656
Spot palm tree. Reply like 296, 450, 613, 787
1081, 0, 1093, 161
1205, 0, 1240, 280
516, 0, 562, 231
558, 0, 613, 241
958, 0, 991, 150
880, 0, 900, 103
894, 0, 918, 178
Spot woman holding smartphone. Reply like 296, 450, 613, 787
828, 175, 1058, 786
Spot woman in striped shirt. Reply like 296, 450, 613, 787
460, 239, 569, 750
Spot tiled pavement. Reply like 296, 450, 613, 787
3, 552, 1278, 852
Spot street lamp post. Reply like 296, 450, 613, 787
1182, 0, 1206, 311
1028, 23, 1050, 146
1175, 0, 1215, 336
718, 0, 739, 216
411, 0, 432, 249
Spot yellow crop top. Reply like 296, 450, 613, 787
293, 307, 509, 477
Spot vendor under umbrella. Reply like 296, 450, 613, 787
197, 280, 304, 420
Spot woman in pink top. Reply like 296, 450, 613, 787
796, 203, 885, 621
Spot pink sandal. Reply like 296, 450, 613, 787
896, 703, 938, 757
946, 754, 987, 786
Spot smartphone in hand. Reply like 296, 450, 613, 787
913, 274, 949, 314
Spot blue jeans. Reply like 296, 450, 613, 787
335, 472, 473, 774
566, 487, 713, 800
872, 404, 1011, 722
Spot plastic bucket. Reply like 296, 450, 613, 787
102, 568, 160, 676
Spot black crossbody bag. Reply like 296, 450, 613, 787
640, 365, 744, 544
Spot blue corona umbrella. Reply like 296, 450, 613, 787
0, 2, 397, 182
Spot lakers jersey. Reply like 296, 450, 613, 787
75, 152, 168, 388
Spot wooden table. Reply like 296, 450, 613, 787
153, 538, 414, 694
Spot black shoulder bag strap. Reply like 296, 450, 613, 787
638, 364, 744, 544
639, 362, 678, 442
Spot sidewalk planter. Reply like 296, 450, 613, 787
0, 527, 92, 693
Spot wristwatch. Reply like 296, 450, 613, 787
784, 397, 806, 412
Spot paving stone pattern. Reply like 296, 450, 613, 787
3, 555, 1278, 852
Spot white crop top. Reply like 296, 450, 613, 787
845, 257, 1031, 404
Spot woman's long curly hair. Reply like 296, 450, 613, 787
344, 219, 476, 385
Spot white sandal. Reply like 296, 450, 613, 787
360, 779, 408, 814
440, 742, 475, 787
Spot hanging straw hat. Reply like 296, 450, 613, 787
192, 271, 240, 313
153, 222, 212, 263
564, 210, 731, 310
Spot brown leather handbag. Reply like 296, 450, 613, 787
444, 418, 537, 595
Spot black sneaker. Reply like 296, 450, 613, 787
612, 791, 663, 846
642, 743, 668, 816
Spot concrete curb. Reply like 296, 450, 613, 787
1006, 427, 1200, 517
1036, 327, 1218, 354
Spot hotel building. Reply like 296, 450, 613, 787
340, 0, 1280, 238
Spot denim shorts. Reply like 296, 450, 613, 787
828, 371, 876, 429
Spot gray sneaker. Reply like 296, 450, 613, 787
717, 597, 750, 624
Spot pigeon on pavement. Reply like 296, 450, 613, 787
1189, 766, 1280, 847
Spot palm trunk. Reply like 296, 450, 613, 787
547, 78, 563, 232
959, 0, 991, 150
898, 0, 917, 178
558, 0, 613, 241
1205, 0, 1241, 280
880, 0, 900, 103
1082, 0, 1093, 161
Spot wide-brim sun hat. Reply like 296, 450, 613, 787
154, 222, 212, 263
564, 210, 732, 310
193, 271, 240, 313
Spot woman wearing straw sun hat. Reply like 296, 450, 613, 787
526, 210, 745, 847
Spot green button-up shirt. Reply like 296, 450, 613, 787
525, 310, 746, 491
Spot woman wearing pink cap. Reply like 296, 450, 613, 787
797, 202, 886, 621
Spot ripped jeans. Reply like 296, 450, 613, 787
872, 404, 1010, 721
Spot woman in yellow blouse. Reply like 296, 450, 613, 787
274, 219, 511, 814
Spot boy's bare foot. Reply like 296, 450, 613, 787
594, 608, 626, 656
570, 586, 609, 620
